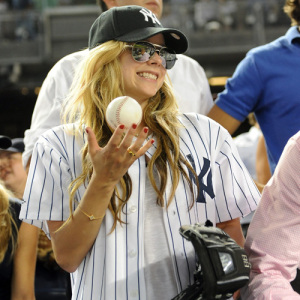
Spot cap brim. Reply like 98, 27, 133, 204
0, 138, 24, 153
116, 27, 188, 54
0, 135, 12, 149
1, 147, 21, 153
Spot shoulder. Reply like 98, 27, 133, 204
39, 123, 83, 143
53, 49, 88, 67
176, 54, 200, 66
246, 33, 287, 60
47, 49, 88, 78
168, 54, 208, 88
179, 113, 227, 130
178, 113, 230, 143
285, 131, 300, 153
174, 54, 205, 73
35, 123, 85, 158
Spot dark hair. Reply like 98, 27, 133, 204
284, 0, 300, 26
97, 0, 108, 12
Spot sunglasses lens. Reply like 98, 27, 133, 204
160, 48, 176, 70
132, 43, 154, 62
131, 42, 177, 70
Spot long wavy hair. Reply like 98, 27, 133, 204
63, 40, 198, 231
0, 183, 18, 263
284, 0, 300, 26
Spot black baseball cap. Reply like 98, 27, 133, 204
0, 136, 24, 153
88, 5, 188, 54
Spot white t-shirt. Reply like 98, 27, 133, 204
20, 113, 260, 300
234, 126, 262, 180
23, 50, 213, 167
144, 170, 178, 299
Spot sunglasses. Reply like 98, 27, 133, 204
126, 41, 177, 70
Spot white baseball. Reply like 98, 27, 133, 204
105, 96, 142, 130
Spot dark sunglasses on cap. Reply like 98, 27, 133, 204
126, 41, 177, 70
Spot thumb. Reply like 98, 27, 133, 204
85, 127, 100, 156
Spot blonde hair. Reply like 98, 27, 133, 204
284, 0, 300, 26
63, 40, 198, 231
0, 183, 18, 263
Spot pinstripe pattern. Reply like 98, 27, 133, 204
20, 113, 260, 300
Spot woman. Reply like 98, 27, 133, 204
20, 6, 260, 300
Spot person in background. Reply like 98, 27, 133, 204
241, 130, 300, 299
0, 137, 27, 199
20, 6, 259, 299
207, 0, 300, 177
233, 114, 263, 182
22, 0, 214, 171
0, 135, 71, 300
0, 135, 37, 300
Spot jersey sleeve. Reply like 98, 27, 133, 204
20, 130, 73, 237
212, 127, 260, 223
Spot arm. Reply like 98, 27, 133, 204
216, 217, 245, 247
11, 222, 39, 300
217, 217, 245, 300
207, 53, 263, 136
208, 107, 264, 193
213, 126, 260, 235
207, 105, 241, 135
48, 125, 154, 273
255, 134, 271, 185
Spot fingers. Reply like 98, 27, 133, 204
120, 125, 155, 159
85, 127, 101, 157
86, 124, 154, 183
87, 123, 154, 163
129, 138, 155, 159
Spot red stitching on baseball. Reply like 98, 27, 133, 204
116, 97, 128, 126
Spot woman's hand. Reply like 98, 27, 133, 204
86, 123, 154, 184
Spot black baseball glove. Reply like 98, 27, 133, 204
172, 221, 251, 300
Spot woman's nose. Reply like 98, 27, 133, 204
148, 51, 165, 68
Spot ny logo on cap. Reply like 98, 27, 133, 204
139, 8, 161, 26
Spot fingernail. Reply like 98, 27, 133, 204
151, 139, 155, 144
144, 128, 148, 134
120, 124, 125, 129
85, 128, 89, 134
132, 124, 137, 129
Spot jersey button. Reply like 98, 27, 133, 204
130, 205, 137, 213
129, 249, 137, 258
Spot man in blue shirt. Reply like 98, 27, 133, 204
207, 0, 300, 174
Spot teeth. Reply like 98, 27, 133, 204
138, 72, 157, 80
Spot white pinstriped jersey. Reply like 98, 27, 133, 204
20, 113, 260, 300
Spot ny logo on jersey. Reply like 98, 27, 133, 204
187, 154, 215, 203
139, 8, 161, 25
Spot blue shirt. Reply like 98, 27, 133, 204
215, 26, 300, 173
